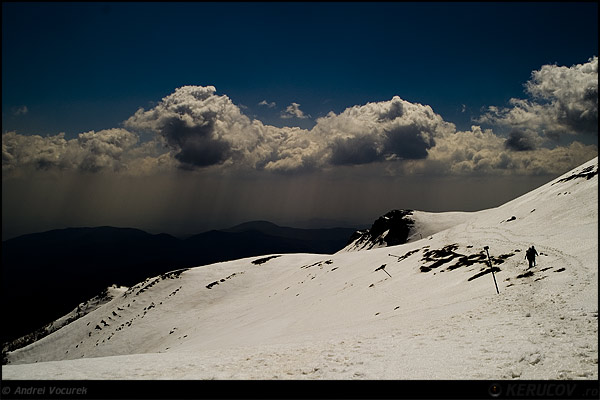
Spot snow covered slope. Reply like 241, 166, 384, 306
3, 157, 597, 380
2, 285, 127, 357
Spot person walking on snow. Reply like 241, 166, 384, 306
525, 245, 539, 269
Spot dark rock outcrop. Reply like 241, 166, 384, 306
344, 210, 415, 251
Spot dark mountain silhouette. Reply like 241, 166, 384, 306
2, 223, 358, 345
222, 221, 360, 252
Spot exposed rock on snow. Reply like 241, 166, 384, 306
251, 255, 281, 265
552, 163, 598, 185
341, 209, 474, 252
342, 210, 415, 251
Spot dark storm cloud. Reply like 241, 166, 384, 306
504, 130, 537, 151
157, 117, 231, 169
174, 133, 231, 169
327, 124, 434, 166
328, 123, 434, 166
329, 135, 383, 165
384, 125, 433, 160
556, 84, 598, 134
124, 86, 246, 169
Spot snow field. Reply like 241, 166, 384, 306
3, 157, 597, 380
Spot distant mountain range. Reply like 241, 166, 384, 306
1, 221, 360, 344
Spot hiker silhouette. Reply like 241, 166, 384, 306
525, 246, 539, 269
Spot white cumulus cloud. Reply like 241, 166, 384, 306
124, 85, 265, 170
2, 128, 143, 177
479, 56, 598, 138
4, 58, 598, 180
310, 96, 456, 167
12, 105, 28, 116
258, 100, 276, 108
281, 102, 309, 119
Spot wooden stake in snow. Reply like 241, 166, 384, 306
375, 264, 392, 278
484, 246, 499, 294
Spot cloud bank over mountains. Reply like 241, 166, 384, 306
3, 57, 597, 179
2, 128, 141, 176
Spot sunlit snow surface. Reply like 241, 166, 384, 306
3, 158, 598, 380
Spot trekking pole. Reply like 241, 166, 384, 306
484, 246, 499, 294
375, 264, 392, 278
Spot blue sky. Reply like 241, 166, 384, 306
3, 2, 597, 135
2, 2, 598, 238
